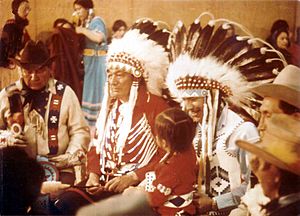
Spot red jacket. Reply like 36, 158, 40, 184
146, 146, 197, 215
87, 86, 169, 179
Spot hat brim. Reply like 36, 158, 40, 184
9, 55, 57, 71
252, 84, 300, 109
236, 140, 300, 176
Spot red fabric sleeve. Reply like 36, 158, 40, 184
86, 146, 101, 175
135, 148, 165, 180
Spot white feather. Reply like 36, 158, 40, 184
166, 54, 254, 106
108, 29, 169, 96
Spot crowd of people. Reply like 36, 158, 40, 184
1, 0, 300, 216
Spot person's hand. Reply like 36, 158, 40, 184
75, 26, 85, 34
49, 153, 71, 168
104, 173, 139, 193
193, 192, 216, 214
8, 133, 27, 147
41, 181, 70, 194
86, 172, 103, 195
49, 151, 85, 168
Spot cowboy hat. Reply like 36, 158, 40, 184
10, 40, 56, 70
252, 65, 300, 108
236, 113, 300, 176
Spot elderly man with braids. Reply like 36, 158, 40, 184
55, 18, 171, 215
166, 13, 287, 215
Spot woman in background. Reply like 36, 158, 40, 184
73, 0, 108, 133
107, 19, 127, 44
266, 20, 292, 64
0, 0, 31, 68
269, 28, 292, 63
0, 0, 31, 89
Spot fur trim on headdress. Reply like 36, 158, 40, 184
107, 28, 169, 96
167, 54, 253, 106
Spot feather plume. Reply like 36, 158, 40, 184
203, 24, 228, 57
166, 13, 287, 123
230, 47, 263, 66
211, 36, 239, 59
191, 23, 214, 58
185, 18, 202, 53
108, 18, 170, 96
168, 20, 186, 62
217, 39, 250, 63
131, 18, 157, 35
148, 29, 171, 51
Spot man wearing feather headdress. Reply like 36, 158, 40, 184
166, 13, 287, 215
55, 18, 171, 215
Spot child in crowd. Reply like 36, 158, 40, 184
74, 107, 198, 216
107, 19, 127, 44
143, 107, 197, 215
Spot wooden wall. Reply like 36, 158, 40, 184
1, 0, 299, 40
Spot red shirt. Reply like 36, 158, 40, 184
146, 146, 197, 215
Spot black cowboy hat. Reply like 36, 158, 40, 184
10, 40, 56, 70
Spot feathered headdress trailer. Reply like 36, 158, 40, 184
93, 18, 170, 163
166, 12, 287, 173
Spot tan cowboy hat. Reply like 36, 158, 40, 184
10, 40, 56, 71
236, 113, 300, 176
252, 65, 300, 108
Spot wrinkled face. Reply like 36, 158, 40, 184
108, 69, 133, 102
250, 155, 281, 199
182, 97, 205, 123
276, 32, 289, 49
74, 4, 88, 21
18, 1, 31, 19
22, 66, 51, 90
258, 97, 284, 137
114, 26, 126, 39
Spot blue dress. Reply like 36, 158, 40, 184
81, 16, 107, 128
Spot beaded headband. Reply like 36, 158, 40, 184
174, 76, 232, 98
107, 52, 145, 78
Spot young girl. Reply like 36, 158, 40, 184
76, 107, 197, 215
144, 107, 197, 215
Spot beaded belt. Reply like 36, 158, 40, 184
83, 49, 107, 56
